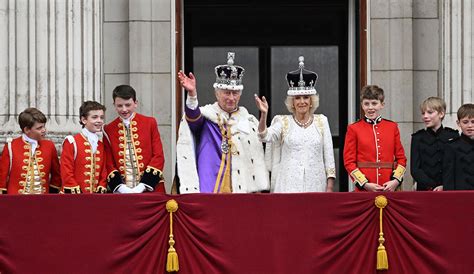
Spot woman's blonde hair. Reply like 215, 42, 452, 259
285, 94, 319, 114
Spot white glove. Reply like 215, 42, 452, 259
132, 183, 147, 193
116, 185, 134, 194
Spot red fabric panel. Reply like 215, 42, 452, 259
0, 192, 473, 273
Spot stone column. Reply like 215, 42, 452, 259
0, 0, 102, 145
441, 0, 473, 127
103, 0, 175, 189
370, 0, 414, 190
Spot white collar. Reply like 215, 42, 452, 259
22, 134, 39, 153
81, 128, 99, 153
121, 112, 136, 127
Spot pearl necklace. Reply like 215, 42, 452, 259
293, 115, 313, 128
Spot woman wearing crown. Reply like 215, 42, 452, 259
255, 56, 336, 193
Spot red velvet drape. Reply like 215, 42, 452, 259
0, 192, 473, 273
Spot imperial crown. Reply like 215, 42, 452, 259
213, 52, 245, 91
286, 56, 318, 96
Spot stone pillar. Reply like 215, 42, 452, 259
369, 0, 414, 190
412, 0, 441, 131
0, 0, 102, 145
103, 0, 174, 189
441, 0, 473, 127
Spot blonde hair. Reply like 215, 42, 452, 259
285, 94, 319, 114
420, 97, 446, 114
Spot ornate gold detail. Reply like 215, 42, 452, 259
64, 185, 82, 194
96, 186, 107, 193
185, 113, 202, 123
351, 168, 369, 188
392, 165, 406, 181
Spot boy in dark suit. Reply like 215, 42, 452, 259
443, 103, 474, 190
411, 97, 458, 191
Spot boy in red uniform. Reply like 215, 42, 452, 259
343, 85, 407, 191
103, 85, 165, 193
60, 101, 108, 194
0, 108, 61, 194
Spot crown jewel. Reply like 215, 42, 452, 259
286, 56, 318, 96
213, 52, 245, 91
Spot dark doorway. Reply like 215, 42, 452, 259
183, 0, 350, 191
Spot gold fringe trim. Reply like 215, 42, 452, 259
166, 199, 179, 272
375, 195, 388, 270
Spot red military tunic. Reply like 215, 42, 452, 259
103, 113, 165, 192
343, 117, 407, 191
0, 136, 61, 194
60, 133, 108, 194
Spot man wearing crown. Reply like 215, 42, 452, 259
176, 52, 269, 193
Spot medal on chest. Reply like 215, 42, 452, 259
217, 114, 237, 155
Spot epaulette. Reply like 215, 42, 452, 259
411, 128, 425, 136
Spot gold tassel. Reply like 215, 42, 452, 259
166, 199, 179, 272
375, 195, 388, 270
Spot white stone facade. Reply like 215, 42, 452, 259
368, 0, 474, 189
0, 0, 175, 190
